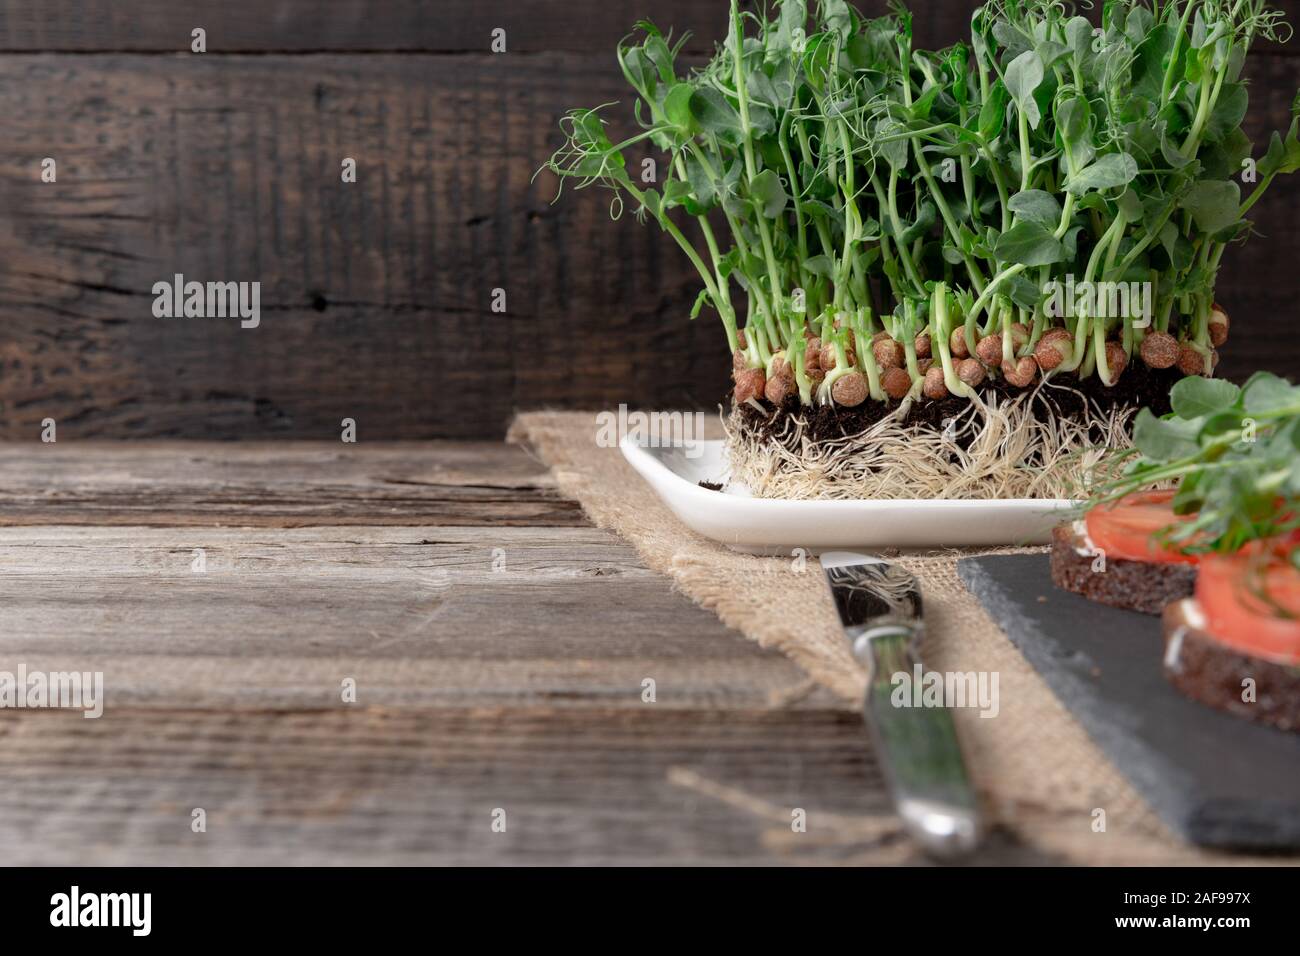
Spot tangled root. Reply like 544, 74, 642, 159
723, 382, 1136, 501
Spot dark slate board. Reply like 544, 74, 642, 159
957, 553, 1300, 851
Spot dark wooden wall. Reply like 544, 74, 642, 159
0, 0, 1297, 439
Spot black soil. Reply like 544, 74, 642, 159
736, 364, 1182, 446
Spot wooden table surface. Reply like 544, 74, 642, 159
0, 441, 1052, 865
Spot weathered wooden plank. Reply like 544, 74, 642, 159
0, 655, 830, 711
0, 445, 813, 712
3, 47, 1298, 441
0, 441, 558, 491
0, 526, 716, 657
0, 441, 586, 525
0, 552, 748, 659
0, 707, 1054, 865
0, 52, 733, 439
0, 0, 993, 54
0, 523, 831, 708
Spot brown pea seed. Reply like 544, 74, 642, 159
957, 358, 985, 387
764, 368, 796, 405
1103, 342, 1128, 382
880, 367, 912, 400
733, 367, 766, 403
872, 337, 905, 369
803, 341, 822, 376
1034, 331, 1071, 371
949, 327, 970, 359
975, 332, 1003, 367
819, 342, 836, 371
1139, 330, 1179, 369
1177, 344, 1209, 377
1001, 355, 1038, 388
1208, 304, 1229, 347
922, 365, 948, 400
831, 371, 869, 407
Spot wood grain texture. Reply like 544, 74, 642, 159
0, 707, 1061, 865
0, 439, 1073, 863
0, 444, 812, 712
0, 524, 825, 708
0, 441, 586, 525
0, 2, 1295, 440
0, 439, 885, 864
0, 0, 985, 53
0, 708, 886, 866
0, 524, 764, 664
0, 52, 734, 438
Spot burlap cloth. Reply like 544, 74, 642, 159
510, 411, 1287, 865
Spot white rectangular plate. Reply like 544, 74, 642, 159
620, 435, 1073, 554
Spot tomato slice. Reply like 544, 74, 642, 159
1196, 555, 1300, 665
1084, 490, 1198, 565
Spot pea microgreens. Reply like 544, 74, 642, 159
1092, 372, 1300, 564
540, 0, 1300, 408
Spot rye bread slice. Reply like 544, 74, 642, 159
1163, 600, 1300, 733
1049, 523, 1196, 615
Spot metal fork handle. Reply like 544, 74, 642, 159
857, 625, 984, 858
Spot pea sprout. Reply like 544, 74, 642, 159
539, 0, 1300, 408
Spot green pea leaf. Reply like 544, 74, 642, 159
1056, 93, 1091, 148
803, 255, 835, 279
683, 152, 716, 210
662, 178, 692, 208
1116, 187, 1143, 223
1158, 220, 1195, 271
1131, 24, 1175, 101
978, 80, 1009, 139
1008, 189, 1062, 228
1035, 40, 1069, 71
1005, 50, 1045, 129
911, 85, 942, 121
689, 87, 742, 140
1133, 408, 1202, 461
899, 201, 936, 246
1206, 83, 1248, 142
1065, 16, 1093, 58
619, 46, 656, 94
640, 188, 662, 220
1170, 376, 1241, 419
769, 0, 808, 58
1160, 133, 1192, 169
992, 220, 1065, 266
644, 35, 677, 86
664, 83, 696, 132
1258, 122, 1300, 180
1007, 275, 1044, 311
1243, 372, 1300, 414
1178, 179, 1241, 234
876, 120, 910, 169
749, 168, 788, 219
1065, 152, 1139, 194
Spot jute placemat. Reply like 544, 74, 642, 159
510, 410, 1277, 865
